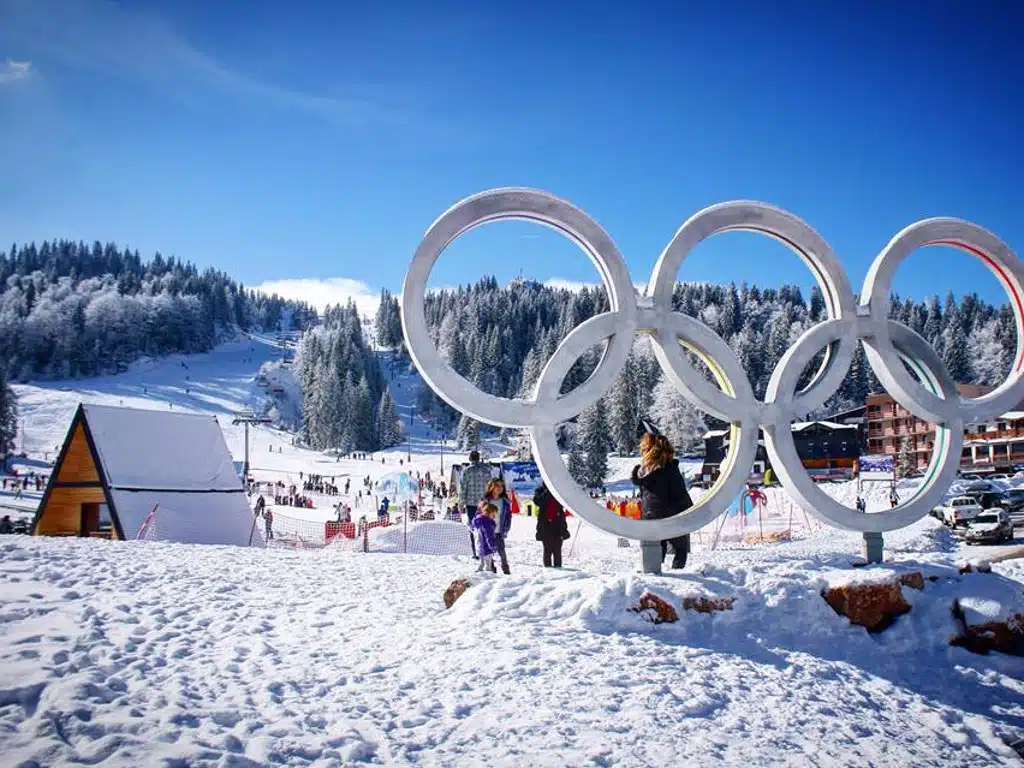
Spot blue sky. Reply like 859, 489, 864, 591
1, 0, 1022, 314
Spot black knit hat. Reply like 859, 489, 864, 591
636, 419, 662, 439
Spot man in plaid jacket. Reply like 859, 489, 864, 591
459, 450, 491, 559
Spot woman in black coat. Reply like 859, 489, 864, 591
631, 431, 693, 569
534, 482, 570, 568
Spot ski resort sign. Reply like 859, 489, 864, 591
401, 188, 1024, 541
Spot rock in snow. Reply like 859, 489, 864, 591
630, 591, 679, 624
822, 578, 912, 632
443, 578, 474, 609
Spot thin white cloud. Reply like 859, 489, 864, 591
254, 277, 380, 318
544, 278, 598, 292
0, 0, 399, 127
0, 59, 31, 84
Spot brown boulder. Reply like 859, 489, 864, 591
682, 595, 736, 613
951, 601, 1024, 656
958, 561, 993, 575
443, 578, 473, 609
630, 592, 679, 624
822, 580, 911, 632
898, 571, 925, 591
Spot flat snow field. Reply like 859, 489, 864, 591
2, 518, 1024, 767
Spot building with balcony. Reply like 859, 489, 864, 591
865, 384, 1024, 473
701, 421, 860, 484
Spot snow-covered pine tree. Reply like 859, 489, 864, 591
651, 377, 707, 454
0, 366, 17, 458
374, 289, 393, 347
968, 319, 1007, 385
319, 366, 347, 449
809, 285, 826, 322
376, 388, 401, 448
765, 305, 794, 373
609, 361, 638, 455
387, 293, 403, 348
456, 413, 480, 450
896, 437, 914, 478
923, 296, 943, 344
580, 397, 611, 489
518, 346, 541, 398
354, 377, 377, 450
941, 321, 970, 383
566, 434, 586, 486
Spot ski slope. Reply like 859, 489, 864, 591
13, 339, 457, 511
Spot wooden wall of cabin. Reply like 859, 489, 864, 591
35, 485, 108, 536
54, 422, 101, 483
35, 420, 111, 537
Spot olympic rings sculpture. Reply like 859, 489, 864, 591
401, 188, 1024, 541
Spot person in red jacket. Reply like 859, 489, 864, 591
534, 482, 569, 568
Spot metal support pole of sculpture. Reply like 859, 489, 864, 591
863, 532, 884, 564
401, 188, 1024, 548
640, 540, 663, 575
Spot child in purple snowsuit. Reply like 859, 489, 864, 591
472, 503, 499, 573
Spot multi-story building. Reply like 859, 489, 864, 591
865, 384, 1024, 473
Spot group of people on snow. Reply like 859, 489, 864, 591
299, 473, 340, 496
2, 473, 46, 494
458, 449, 572, 573
456, 418, 693, 575
254, 494, 274, 540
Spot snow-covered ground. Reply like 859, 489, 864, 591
5, 338, 1024, 764
1, 517, 1023, 766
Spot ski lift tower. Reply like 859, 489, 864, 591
232, 410, 272, 480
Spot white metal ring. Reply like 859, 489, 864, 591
402, 189, 1024, 540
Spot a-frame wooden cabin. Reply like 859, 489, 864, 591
33, 403, 260, 546
33, 404, 123, 539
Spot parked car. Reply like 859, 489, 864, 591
1001, 489, 1024, 521
966, 491, 1009, 511
959, 473, 982, 481
988, 473, 1012, 482
963, 508, 1015, 544
938, 496, 984, 527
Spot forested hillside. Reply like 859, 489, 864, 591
294, 301, 401, 454
377, 278, 1014, 457
0, 241, 318, 379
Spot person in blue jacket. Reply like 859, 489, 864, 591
482, 478, 513, 574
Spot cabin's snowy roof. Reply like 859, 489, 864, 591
82, 404, 242, 492
790, 420, 858, 432
704, 421, 855, 440
113, 490, 259, 546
